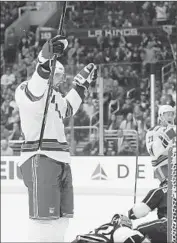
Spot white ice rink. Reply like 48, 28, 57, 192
1, 193, 157, 242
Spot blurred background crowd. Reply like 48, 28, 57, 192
1, 1, 176, 156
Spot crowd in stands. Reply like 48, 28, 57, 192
1, 1, 176, 156
66, 32, 175, 66
66, 1, 177, 29
0, 1, 26, 29
0, 1, 26, 44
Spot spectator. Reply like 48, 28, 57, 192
143, 42, 161, 64
74, 104, 90, 143
143, 116, 151, 132
1, 124, 10, 140
96, 35, 105, 51
1, 138, 14, 156
167, 83, 176, 104
71, 11, 83, 28
167, 73, 176, 86
1, 99, 11, 120
83, 97, 96, 119
121, 97, 134, 115
160, 94, 168, 105
18, 36, 30, 60
118, 139, 135, 156
18, 59, 28, 80
139, 92, 150, 111
107, 15, 116, 28
122, 18, 132, 27
111, 80, 125, 103
5, 28, 17, 63
107, 113, 119, 130
82, 133, 99, 156
1, 67, 15, 87
154, 2, 168, 24
120, 113, 137, 130
110, 89, 120, 105
166, 94, 175, 107
9, 122, 21, 140
9, 92, 18, 113
6, 110, 20, 131
131, 45, 141, 63
105, 140, 117, 155
133, 104, 143, 130
130, 13, 141, 26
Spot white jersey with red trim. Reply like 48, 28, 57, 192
15, 61, 83, 166
145, 125, 175, 181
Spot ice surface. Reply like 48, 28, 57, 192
1, 193, 157, 242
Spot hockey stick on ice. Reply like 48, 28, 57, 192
38, 2, 67, 149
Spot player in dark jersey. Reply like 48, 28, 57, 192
72, 214, 150, 243
128, 180, 167, 243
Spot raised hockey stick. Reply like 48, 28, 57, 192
38, 1, 67, 149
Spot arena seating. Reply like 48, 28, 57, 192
1, 1, 176, 156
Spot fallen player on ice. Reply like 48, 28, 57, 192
72, 214, 150, 243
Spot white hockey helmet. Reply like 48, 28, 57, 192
158, 105, 175, 125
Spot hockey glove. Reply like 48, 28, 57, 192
158, 126, 176, 148
73, 63, 98, 91
128, 208, 137, 220
112, 214, 133, 229
38, 35, 68, 71
42, 35, 68, 59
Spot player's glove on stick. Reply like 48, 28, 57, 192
73, 63, 98, 91
42, 35, 68, 58
39, 35, 68, 71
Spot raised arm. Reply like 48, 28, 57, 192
27, 35, 68, 99
54, 63, 98, 119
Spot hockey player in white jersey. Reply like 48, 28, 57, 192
72, 214, 150, 243
145, 105, 176, 182
15, 35, 97, 242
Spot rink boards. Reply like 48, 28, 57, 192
1, 156, 159, 195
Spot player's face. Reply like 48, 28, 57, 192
163, 111, 175, 125
53, 72, 66, 90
